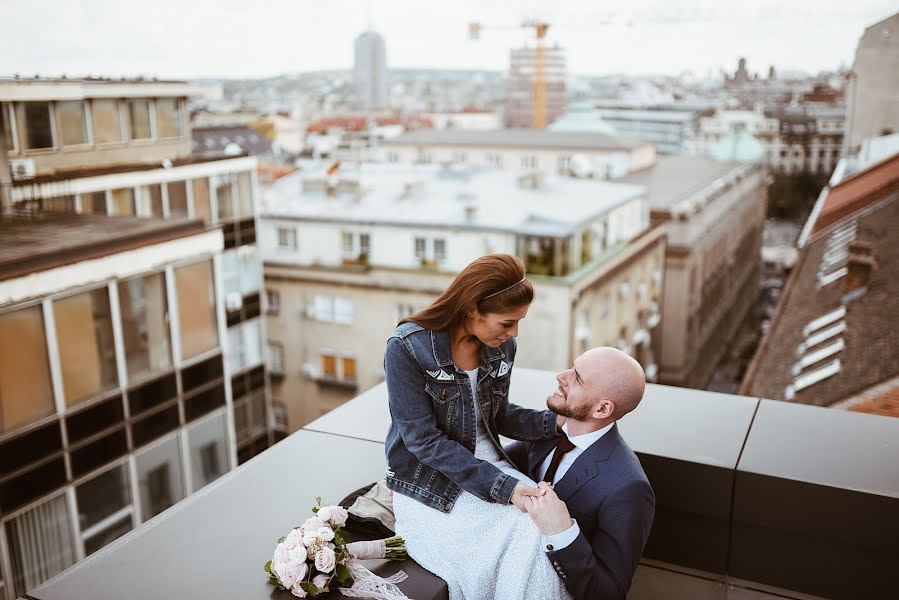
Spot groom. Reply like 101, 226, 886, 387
510, 347, 655, 600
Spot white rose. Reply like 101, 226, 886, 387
302, 518, 327, 546
287, 545, 307, 565
317, 525, 335, 542
289, 582, 308, 598
284, 560, 308, 587
273, 543, 290, 565
314, 546, 337, 573
272, 559, 290, 586
283, 528, 303, 549
319, 505, 349, 527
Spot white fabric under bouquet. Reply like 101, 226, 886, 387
265, 497, 409, 598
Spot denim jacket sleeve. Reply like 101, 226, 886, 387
494, 337, 559, 441
385, 336, 519, 505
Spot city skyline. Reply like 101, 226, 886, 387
1, 0, 895, 80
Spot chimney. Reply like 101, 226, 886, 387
844, 240, 877, 293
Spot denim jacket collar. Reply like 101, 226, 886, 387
430, 328, 506, 369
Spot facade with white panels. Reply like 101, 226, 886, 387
260, 163, 665, 431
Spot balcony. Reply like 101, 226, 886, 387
26, 369, 897, 600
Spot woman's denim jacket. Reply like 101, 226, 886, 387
384, 322, 558, 512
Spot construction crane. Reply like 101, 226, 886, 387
469, 20, 553, 129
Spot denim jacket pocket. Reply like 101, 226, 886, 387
424, 381, 461, 428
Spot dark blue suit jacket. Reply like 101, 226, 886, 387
510, 423, 655, 600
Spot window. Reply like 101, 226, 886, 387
135, 436, 184, 521
2, 103, 17, 152
557, 155, 571, 174
57, 100, 89, 146
4, 494, 77, 596
128, 99, 152, 140
268, 342, 284, 374
213, 173, 235, 222
342, 356, 357, 381
110, 187, 135, 215
396, 303, 415, 322
521, 155, 538, 170
0, 305, 56, 433
155, 98, 182, 138
414, 237, 426, 259
434, 238, 447, 261
91, 99, 122, 144
266, 289, 280, 315
334, 297, 354, 324
360, 233, 371, 257
321, 352, 337, 378
167, 181, 188, 218
453, 151, 467, 164
192, 178, 212, 223
312, 295, 353, 324
226, 318, 262, 374
81, 191, 108, 215
75, 464, 132, 555
175, 260, 219, 360
137, 184, 164, 218
222, 246, 261, 306
118, 272, 172, 382
236, 171, 254, 217
53, 288, 118, 406
187, 412, 228, 491
341, 231, 353, 256
277, 227, 297, 250
341, 231, 369, 260
23, 101, 54, 149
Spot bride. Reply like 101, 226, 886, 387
383, 254, 572, 600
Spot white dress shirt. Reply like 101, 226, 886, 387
537, 422, 615, 551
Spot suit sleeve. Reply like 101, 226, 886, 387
546, 480, 655, 600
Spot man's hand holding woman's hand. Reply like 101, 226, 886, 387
510, 480, 545, 512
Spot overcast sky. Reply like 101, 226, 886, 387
1, 0, 895, 79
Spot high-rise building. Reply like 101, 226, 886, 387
844, 12, 899, 154
507, 44, 567, 129
0, 77, 281, 596
354, 30, 389, 110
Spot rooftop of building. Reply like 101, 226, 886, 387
742, 192, 899, 410
9, 152, 249, 187
0, 213, 205, 283
0, 75, 198, 101
191, 125, 273, 157
261, 162, 646, 237
618, 154, 753, 212
813, 151, 899, 235
381, 128, 647, 151
27, 369, 899, 600
595, 108, 699, 123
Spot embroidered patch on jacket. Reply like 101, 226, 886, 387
497, 361, 512, 377
427, 368, 454, 381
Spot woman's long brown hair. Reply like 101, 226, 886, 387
399, 254, 534, 331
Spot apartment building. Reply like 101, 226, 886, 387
261, 163, 664, 431
0, 77, 279, 598
381, 129, 656, 179
620, 155, 768, 389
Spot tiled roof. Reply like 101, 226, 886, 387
742, 193, 899, 407
812, 152, 899, 237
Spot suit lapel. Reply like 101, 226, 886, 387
553, 423, 622, 501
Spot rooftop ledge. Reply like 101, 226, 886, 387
29, 370, 899, 600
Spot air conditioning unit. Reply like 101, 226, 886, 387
301, 363, 319, 378
9, 158, 36, 180
225, 292, 243, 312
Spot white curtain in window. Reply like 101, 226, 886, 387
6, 494, 77, 596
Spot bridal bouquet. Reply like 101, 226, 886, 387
264, 498, 409, 598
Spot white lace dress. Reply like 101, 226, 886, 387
393, 369, 572, 600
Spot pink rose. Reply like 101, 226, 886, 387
283, 560, 308, 587
289, 582, 308, 598
314, 546, 336, 573
273, 543, 290, 565
284, 528, 303, 549
318, 505, 349, 527
312, 574, 330, 591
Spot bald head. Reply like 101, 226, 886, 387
579, 347, 646, 419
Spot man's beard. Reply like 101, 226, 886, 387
546, 393, 593, 421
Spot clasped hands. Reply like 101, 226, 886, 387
511, 480, 571, 537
